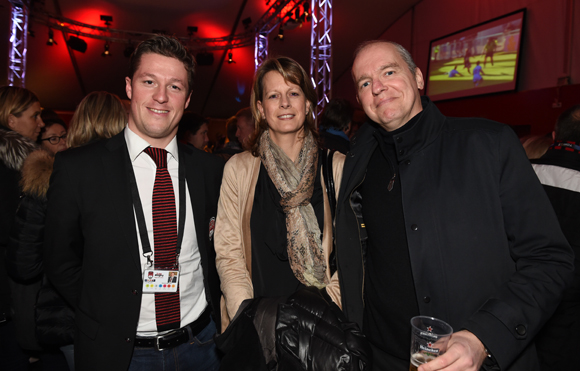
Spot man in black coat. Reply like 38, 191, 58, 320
45, 35, 223, 371
335, 40, 573, 371
531, 105, 580, 371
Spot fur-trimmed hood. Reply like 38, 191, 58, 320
20, 149, 54, 200
0, 127, 37, 171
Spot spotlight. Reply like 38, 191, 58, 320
227, 52, 236, 64
187, 26, 198, 36
196, 52, 214, 66
242, 17, 252, 29
124, 45, 135, 58
102, 42, 111, 57
275, 28, 284, 41
304, 3, 311, 21
67, 36, 87, 53
100, 15, 113, 26
46, 29, 56, 46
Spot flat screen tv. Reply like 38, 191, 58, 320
425, 9, 526, 101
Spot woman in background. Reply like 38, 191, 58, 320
0, 86, 44, 369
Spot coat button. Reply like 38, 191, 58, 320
515, 325, 526, 336
132, 289, 138, 295
125, 337, 131, 343
405, 160, 411, 165
349, 152, 356, 158
411, 224, 418, 231
351, 137, 357, 145
423, 296, 431, 303
396, 136, 403, 143
398, 149, 404, 155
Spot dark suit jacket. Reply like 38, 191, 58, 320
45, 132, 224, 370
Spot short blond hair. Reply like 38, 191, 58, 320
67, 91, 126, 148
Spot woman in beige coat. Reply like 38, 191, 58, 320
214, 57, 344, 331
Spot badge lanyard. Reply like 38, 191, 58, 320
126, 149, 186, 269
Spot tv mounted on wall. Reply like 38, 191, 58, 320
425, 9, 526, 101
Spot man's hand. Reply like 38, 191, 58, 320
419, 330, 487, 371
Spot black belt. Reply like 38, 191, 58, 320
134, 307, 211, 351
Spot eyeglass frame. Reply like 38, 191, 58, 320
40, 133, 67, 145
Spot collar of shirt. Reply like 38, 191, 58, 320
124, 126, 179, 164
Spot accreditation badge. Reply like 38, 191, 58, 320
142, 269, 179, 293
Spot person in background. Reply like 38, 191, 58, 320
234, 107, 254, 149
521, 135, 552, 160
38, 118, 68, 155
178, 111, 210, 151
213, 115, 243, 161
0, 86, 44, 369
44, 35, 223, 371
319, 98, 353, 154
531, 104, 580, 371
7, 91, 126, 371
335, 40, 573, 371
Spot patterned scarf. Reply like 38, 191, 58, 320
258, 129, 328, 288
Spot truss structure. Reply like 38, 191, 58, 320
253, 0, 303, 69
310, 0, 332, 124
8, 0, 29, 87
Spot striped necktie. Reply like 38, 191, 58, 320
145, 147, 181, 331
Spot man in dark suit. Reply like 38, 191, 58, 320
335, 40, 573, 371
45, 35, 224, 371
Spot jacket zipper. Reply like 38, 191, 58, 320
348, 173, 367, 308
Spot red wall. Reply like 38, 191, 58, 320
433, 83, 580, 137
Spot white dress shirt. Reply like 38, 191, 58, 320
124, 127, 207, 336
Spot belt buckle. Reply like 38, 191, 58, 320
154, 329, 180, 351
155, 336, 163, 351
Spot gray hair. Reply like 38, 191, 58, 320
353, 40, 417, 75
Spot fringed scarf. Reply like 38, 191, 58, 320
258, 129, 328, 288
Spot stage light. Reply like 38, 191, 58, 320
67, 36, 87, 53
227, 52, 236, 64
187, 26, 198, 37
242, 17, 252, 29
100, 15, 113, 26
275, 28, 284, 41
46, 28, 56, 46
102, 42, 111, 57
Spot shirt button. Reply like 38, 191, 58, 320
396, 137, 403, 143
349, 152, 356, 158
132, 289, 138, 295
411, 224, 418, 231
125, 337, 131, 343
515, 325, 526, 336
405, 160, 411, 165
423, 296, 431, 303
398, 149, 404, 155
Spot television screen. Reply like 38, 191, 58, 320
425, 9, 525, 101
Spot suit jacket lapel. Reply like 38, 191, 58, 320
180, 145, 208, 266
102, 133, 141, 269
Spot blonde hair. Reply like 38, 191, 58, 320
0, 86, 39, 129
67, 91, 126, 148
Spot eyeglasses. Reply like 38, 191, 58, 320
41, 134, 67, 145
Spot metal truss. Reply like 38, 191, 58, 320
255, 33, 268, 70
253, 0, 303, 70
8, 0, 29, 87
310, 0, 332, 124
